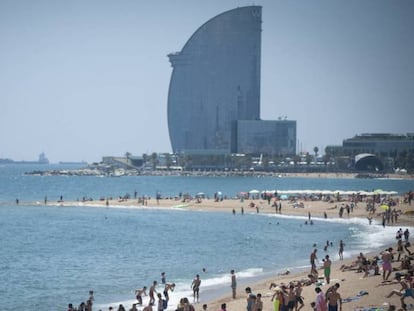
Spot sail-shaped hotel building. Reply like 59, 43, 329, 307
167, 6, 296, 156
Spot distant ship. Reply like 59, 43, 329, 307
0, 152, 49, 164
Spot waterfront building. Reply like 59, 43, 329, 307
325, 133, 414, 172
342, 133, 414, 156
167, 6, 296, 156
231, 120, 296, 156
327, 133, 414, 157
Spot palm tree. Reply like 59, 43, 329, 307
313, 146, 319, 160
150, 152, 158, 170
125, 152, 131, 164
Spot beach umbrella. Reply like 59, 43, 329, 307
361, 191, 374, 196
249, 189, 260, 194
383, 191, 398, 196
196, 192, 205, 198
344, 191, 357, 195
302, 189, 315, 194
321, 190, 334, 195
277, 190, 288, 195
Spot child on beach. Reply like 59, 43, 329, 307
252, 293, 263, 311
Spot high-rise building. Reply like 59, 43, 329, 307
167, 6, 296, 156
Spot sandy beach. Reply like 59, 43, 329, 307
48, 190, 414, 311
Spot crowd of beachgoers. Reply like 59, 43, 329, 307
56, 189, 414, 311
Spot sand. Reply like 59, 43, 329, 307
46, 192, 414, 311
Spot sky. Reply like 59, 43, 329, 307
1, 0, 413, 163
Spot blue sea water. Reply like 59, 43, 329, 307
0, 164, 413, 310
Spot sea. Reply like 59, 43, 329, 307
0, 164, 413, 311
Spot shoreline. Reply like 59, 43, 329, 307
22, 165, 414, 180
32, 193, 414, 226
9, 195, 414, 310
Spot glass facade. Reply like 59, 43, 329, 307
167, 6, 262, 153
232, 120, 297, 156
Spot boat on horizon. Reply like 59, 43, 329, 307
0, 152, 49, 165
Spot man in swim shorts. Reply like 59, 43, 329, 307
326, 284, 342, 311
323, 255, 332, 284
191, 274, 201, 303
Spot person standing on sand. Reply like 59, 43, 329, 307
326, 284, 342, 311
404, 229, 410, 242
287, 284, 296, 310
271, 287, 283, 311
315, 287, 328, 311
279, 285, 290, 311
323, 255, 332, 284
156, 293, 163, 311
310, 249, 318, 271
231, 269, 237, 299
252, 293, 263, 311
397, 239, 405, 261
149, 281, 157, 305
295, 282, 304, 311
338, 240, 344, 260
382, 248, 393, 281
191, 274, 201, 302
245, 287, 256, 311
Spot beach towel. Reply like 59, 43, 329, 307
354, 304, 414, 311
343, 290, 369, 303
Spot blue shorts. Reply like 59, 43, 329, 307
405, 288, 414, 297
328, 305, 338, 311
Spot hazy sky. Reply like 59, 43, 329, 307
1, 0, 413, 163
